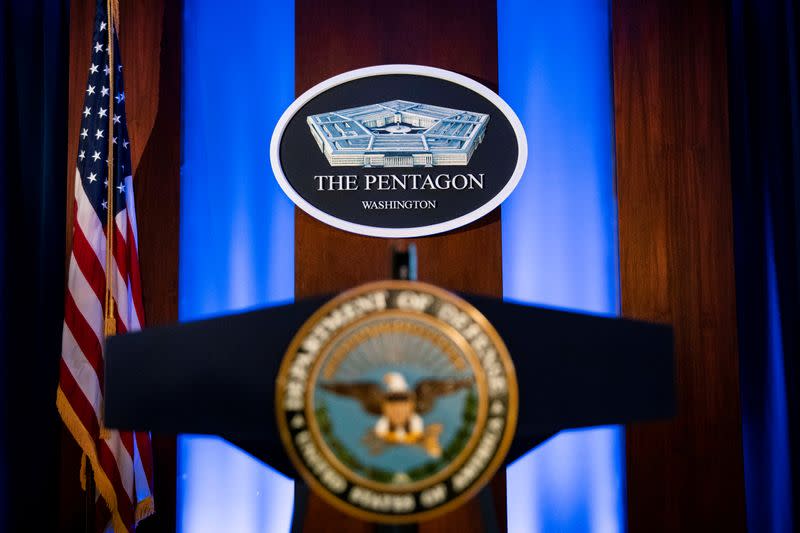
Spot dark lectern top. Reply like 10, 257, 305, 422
105, 293, 673, 478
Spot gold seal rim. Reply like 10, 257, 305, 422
275, 280, 519, 524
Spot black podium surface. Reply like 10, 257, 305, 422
105, 293, 674, 478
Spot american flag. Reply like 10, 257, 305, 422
56, 0, 154, 531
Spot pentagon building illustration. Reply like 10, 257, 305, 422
307, 100, 489, 167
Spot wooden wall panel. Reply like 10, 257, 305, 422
294, 0, 502, 300
63, 1, 180, 531
612, 0, 747, 530
295, 0, 503, 531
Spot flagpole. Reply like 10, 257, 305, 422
92, 2, 117, 524
103, 0, 117, 337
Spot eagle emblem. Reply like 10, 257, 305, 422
321, 372, 473, 458
275, 281, 518, 523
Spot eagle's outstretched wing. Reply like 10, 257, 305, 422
414, 377, 474, 415
319, 381, 384, 416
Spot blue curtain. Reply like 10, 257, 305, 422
729, 0, 799, 531
0, 0, 69, 531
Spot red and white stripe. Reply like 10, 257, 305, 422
58, 169, 154, 533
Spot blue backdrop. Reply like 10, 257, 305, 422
179, 0, 621, 530
179, 0, 295, 531
498, 1, 623, 531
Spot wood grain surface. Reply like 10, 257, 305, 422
612, 0, 747, 530
295, 0, 504, 531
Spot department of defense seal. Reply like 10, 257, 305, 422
276, 281, 518, 523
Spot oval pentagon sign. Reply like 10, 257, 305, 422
270, 65, 528, 238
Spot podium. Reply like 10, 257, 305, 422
104, 291, 674, 530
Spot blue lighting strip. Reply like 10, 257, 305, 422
498, 0, 625, 531
178, 0, 295, 531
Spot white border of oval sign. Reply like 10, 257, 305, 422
270, 64, 528, 238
